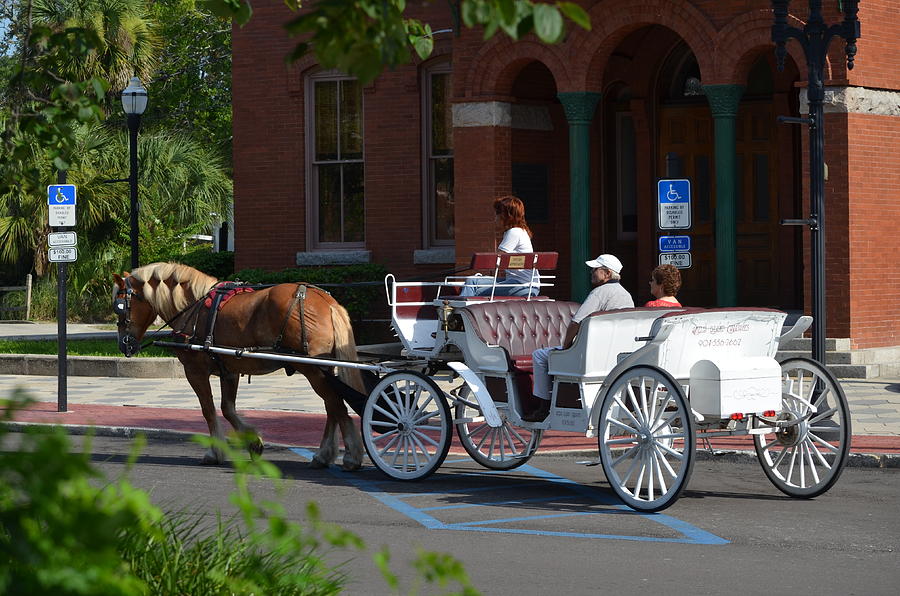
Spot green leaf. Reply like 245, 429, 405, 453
53, 156, 69, 171
559, 1, 591, 30
533, 4, 564, 43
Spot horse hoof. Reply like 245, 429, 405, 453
309, 457, 330, 469
248, 438, 264, 457
200, 454, 224, 465
341, 460, 362, 471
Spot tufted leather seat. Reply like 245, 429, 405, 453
459, 300, 579, 372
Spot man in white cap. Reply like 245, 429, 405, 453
523, 254, 634, 422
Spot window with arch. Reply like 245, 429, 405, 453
422, 60, 454, 246
306, 70, 364, 247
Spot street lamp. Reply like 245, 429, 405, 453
121, 76, 148, 270
771, 0, 860, 364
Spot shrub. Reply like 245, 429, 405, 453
234, 264, 388, 323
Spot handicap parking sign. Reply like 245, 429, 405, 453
658, 179, 691, 229
47, 184, 77, 227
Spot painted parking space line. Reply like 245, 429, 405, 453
290, 449, 728, 545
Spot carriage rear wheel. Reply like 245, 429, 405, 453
598, 365, 694, 512
452, 385, 542, 470
362, 371, 452, 480
752, 358, 851, 498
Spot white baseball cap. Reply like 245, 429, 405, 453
585, 254, 623, 274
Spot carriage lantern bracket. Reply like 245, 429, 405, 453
771, 0, 860, 365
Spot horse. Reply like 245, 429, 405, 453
112, 262, 366, 469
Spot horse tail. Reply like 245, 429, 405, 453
330, 303, 365, 394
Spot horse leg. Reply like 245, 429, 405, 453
219, 372, 263, 457
304, 368, 363, 471
182, 366, 226, 465
310, 414, 339, 469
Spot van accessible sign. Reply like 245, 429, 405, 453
657, 179, 691, 230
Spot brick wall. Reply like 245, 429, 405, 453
233, 0, 900, 348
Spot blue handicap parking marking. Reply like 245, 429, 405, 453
290, 449, 728, 545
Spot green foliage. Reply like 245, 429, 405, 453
1, 390, 479, 594
0, 338, 170, 358
234, 263, 388, 321
205, 0, 590, 84
175, 248, 235, 279
145, 1, 233, 161
0, 390, 158, 595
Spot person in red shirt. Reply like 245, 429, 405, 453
644, 264, 682, 307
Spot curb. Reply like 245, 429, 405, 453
0, 354, 181, 378
4, 421, 899, 468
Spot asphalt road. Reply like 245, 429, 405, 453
60, 436, 900, 595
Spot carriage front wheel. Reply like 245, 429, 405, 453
752, 358, 851, 498
453, 384, 542, 470
362, 371, 452, 480
598, 365, 695, 512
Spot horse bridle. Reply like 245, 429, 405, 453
113, 275, 141, 355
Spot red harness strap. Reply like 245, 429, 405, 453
203, 282, 255, 310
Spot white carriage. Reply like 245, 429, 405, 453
365, 255, 851, 512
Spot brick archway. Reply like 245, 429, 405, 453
465, 37, 569, 98
567, 0, 718, 91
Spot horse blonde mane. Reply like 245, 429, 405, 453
128, 262, 219, 320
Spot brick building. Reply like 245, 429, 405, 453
232, 0, 900, 355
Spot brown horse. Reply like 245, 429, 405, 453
112, 262, 366, 469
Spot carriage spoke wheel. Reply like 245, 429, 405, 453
362, 371, 452, 480
452, 385, 542, 470
598, 366, 694, 512
752, 358, 851, 498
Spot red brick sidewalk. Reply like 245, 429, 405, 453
6, 401, 900, 456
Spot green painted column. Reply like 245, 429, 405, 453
703, 84, 744, 307
558, 91, 601, 301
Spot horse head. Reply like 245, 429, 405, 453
112, 272, 156, 357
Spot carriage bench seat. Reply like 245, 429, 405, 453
437, 252, 559, 303
456, 300, 579, 374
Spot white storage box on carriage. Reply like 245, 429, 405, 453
688, 357, 781, 418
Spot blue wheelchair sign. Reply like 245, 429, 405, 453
657, 179, 691, 229
48, 184, 77, 205
659, 235, 691, 253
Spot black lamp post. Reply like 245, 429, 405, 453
121, 77, 148, 270
772, 0, 860, 364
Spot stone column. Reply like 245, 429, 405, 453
557, 91, 601, 301
703, 84, 744, 306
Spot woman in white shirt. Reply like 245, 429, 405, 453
460, 195, 539, 297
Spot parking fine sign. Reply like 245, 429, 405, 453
48, 247, 78, 262
659, 252, 692, 269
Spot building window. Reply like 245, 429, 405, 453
307, 71, 364, 247
423, 62, 454, 246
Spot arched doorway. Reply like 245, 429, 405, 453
656, 44, 802, 308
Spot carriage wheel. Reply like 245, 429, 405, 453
452, 385, 542, 470
752, 358, 851, 498
598, 365, 694, 512
362, 371, 452, 481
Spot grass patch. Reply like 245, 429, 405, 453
0, 338, 171, 358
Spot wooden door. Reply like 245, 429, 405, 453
658, 105, 715, 307
735, 102, 783, 307
658, 102, 791, 308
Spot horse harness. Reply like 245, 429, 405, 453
116, 279, 321, 370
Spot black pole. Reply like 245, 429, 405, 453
127, 112, 141, 270
56, 169, 67, 413
772, 0, 860, 365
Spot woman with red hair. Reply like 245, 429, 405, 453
460, 195, 540, 297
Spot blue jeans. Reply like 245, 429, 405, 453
458, 276, 536, 297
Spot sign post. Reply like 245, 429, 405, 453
48, 183, 77, 413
